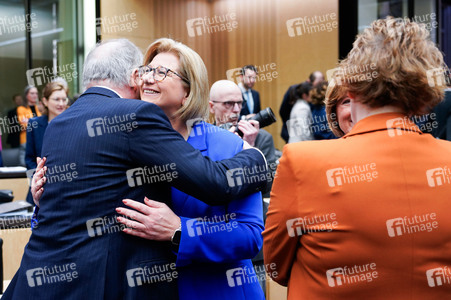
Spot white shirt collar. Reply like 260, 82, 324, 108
96, 86, 123, 98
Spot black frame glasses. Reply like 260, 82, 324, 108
211, 100, 243, 109
138, 65, 190, 85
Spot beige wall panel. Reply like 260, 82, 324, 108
0, 178, 28, 201
1, 228, 32, 281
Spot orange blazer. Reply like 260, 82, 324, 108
17, 105, 41, 144
263, 113, 451, 299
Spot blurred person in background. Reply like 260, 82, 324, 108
279, 71, 324, 143
431, 72, 451, 140
264, 17, 451, 299
117, 38, 265, 300
239, 65, 261, 118
209, 80, 276, 172
6, 94, 23, 148
17, 85, 41, 166
309, 80, 337, 140
287, 81, 314, 143
325, 80, 353, 137
0, 138, 2, 166
25, 81, 68, 205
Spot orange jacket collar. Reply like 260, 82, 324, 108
343, 112, 422, 138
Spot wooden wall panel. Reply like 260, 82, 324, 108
100, 0, 339, 149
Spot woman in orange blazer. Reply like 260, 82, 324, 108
263, 17, 451, 299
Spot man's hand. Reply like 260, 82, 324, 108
236, 120, 259, 146
116, 197, 181, 241
31, 157, 47, 207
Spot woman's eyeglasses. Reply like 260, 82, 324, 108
138, 65, 190, 85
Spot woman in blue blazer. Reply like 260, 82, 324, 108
116, 38, 265, 299
25, 81, 67, 204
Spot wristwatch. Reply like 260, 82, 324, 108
171, 226, 182, 246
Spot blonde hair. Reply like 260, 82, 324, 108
339, 16, 445, 116
143, 38, 209, 123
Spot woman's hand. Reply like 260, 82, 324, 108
116, 197, 181, 241
31, 157, 47, 207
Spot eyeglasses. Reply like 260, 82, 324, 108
138, 65, 190, 85
211, 100, 243, 109
49, 97, 69, 103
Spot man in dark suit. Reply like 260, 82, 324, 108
238, 65, 261, 118
6, 94, 23, 148
3, 39, 267, 300
432, 87, 451, 141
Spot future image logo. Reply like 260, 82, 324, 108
126, 263, 178, 287
385, 213, 438, 238
286, 13, 338, 37
26, 263, 78, 287
26, 64, 77, 87
186, 12, 238, 37
86, 114, 138, 137
426, 167, 450, 187
426, 267, 451, 287
326, 263, 378, 287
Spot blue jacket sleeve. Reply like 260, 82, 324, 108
175, 192, 264, 266
173, 125, 264, 266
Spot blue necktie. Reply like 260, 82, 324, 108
247, 90, 253, 113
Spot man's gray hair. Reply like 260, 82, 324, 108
82, 39, 143, 89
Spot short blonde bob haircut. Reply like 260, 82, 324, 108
142, 38, 209, 123
339, 16, 445, 116
325, 80, 347, 137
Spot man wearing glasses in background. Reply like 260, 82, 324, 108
238, 65, 261, 118
209, 80, 276, 190
209, 79, 276, 294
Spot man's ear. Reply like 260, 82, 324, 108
208, 101, 215, 114
130, 68, 139, 88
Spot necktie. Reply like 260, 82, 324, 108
247, 90, 253, 113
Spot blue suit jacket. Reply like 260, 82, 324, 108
3, 87, 267, 300
240, 89, 261, 116
172, 122, 264, 300
25, 115, 48, 204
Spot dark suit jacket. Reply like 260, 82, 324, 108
6, 107, 21, 148
3, 87, 267, 300
25, 115, 48, 170
240, 89, 261, 117
432, 90, 451, 141
25, 115, 48, 204
279, 84, 297, 143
